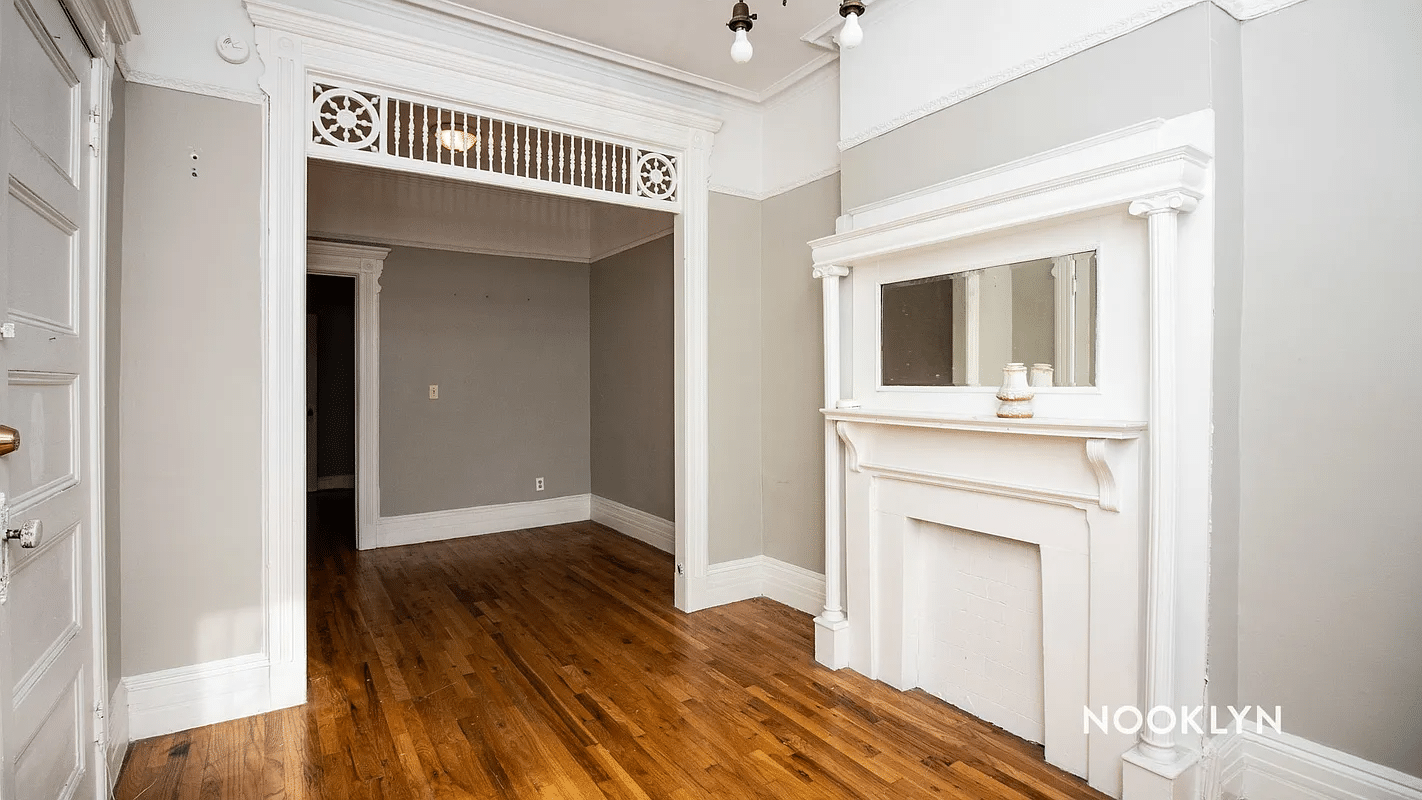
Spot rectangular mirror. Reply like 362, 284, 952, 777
881, 251, 1097, 387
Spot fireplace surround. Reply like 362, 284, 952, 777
809, 112, 1217, 800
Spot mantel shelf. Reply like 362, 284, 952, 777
823, 407, 1146, 440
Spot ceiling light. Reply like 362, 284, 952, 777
727, 2, 756, 64
726, 1, 867, 64
838, 1, 865, 49
432, 121, 478, 153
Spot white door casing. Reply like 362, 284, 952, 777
305, 241, 387, 550
0, 0, 101, 797
306, 314, 317, 492
246, 1, 722, 712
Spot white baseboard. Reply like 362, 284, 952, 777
762, 557, 827, 615
315, 474, 355, 491
124, 653, 272, 740
373, 494, 593, 549
590, 496, 674, 553
1207, 729, 1422, 800
703, 555, 826, 615
106, 680, 130, 787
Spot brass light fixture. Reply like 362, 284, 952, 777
431, 121, 479, 153
727, 1, 867, 64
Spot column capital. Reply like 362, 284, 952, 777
812, 264, 851, 280
1129, 191, 1200, 218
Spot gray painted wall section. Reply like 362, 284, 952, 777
1206, 4, 1244, 713
760, 175, 839, 572
119, 85, 265, 675
378, 247, 591, 516
708, 193, 764, 564
840, 3, 1214, 210
1239, 0, 1422, 775
103, 75, 126, 696
590, 235, 675, 522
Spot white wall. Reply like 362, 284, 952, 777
1237, 0, 1422, 777
838, 0, 1212, 148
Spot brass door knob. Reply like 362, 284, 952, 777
0, 426, 18, 457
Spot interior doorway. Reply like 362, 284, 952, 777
306, 274, 357, 555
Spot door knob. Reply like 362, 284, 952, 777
5, 519, 41, 549
0, 425, 19, 457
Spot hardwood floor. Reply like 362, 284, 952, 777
113, 491, 1109, 800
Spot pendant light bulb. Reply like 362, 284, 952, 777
731, 28, 754, 63
838, 11, 864, 49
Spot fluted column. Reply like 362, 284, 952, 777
813, 264, 851, 667
1127, 191, 1199, 763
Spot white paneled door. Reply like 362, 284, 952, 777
0, 0, 98, 798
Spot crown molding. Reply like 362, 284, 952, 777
115, 51, 266, 104
338, 0, 761, 104
711, 166, 840, 203
589, 230, 673, 263
762, 60, 839, 112
63, 0, 140, 51
839, 0, 1205, 150
336, 0, 849, 107
246, 0, 724, 137
1210, 0, 1310, 20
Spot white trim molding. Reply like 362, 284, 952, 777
1211, 0, 1310, 20
251, 7, 720, 721
1205, 730, 1422, 800
590, 496, 674, 554
306, 240, 388, 551
105, 681, 130, 788
373, 495, 593, 549
124, 654, 272, 740
704, 556, 827, 616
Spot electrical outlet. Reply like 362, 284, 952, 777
428, 384, 439, 400
535, 477, 545, 492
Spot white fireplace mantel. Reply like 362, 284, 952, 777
809, 110, 1217, 800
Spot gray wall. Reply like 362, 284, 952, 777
590, 235, 675, 521
840, 3, 1215, 209
708, 193, 764, 564
1206, 3, 1245, 713
1238, 0, 1422, 775
119, 85, 264, 674
378, 247, 591, 516
760, 176, 838, 572
103, 74, 126, 697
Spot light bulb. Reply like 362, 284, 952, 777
838, 11, 864, 49
730, 28, 754, 63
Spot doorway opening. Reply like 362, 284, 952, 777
306, 273, 358, 559
302, 160, 676, 588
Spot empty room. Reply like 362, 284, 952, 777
1, 0, 1415, 799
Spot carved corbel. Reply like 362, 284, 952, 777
1084, 439, 1122, 513
835, 421, 863, 472
812, 264, 851, 280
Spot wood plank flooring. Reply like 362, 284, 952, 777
113, 491, 1110, 800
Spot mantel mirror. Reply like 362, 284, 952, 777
881, 251, 1097, 388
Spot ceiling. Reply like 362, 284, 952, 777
434, 0, 843, 97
